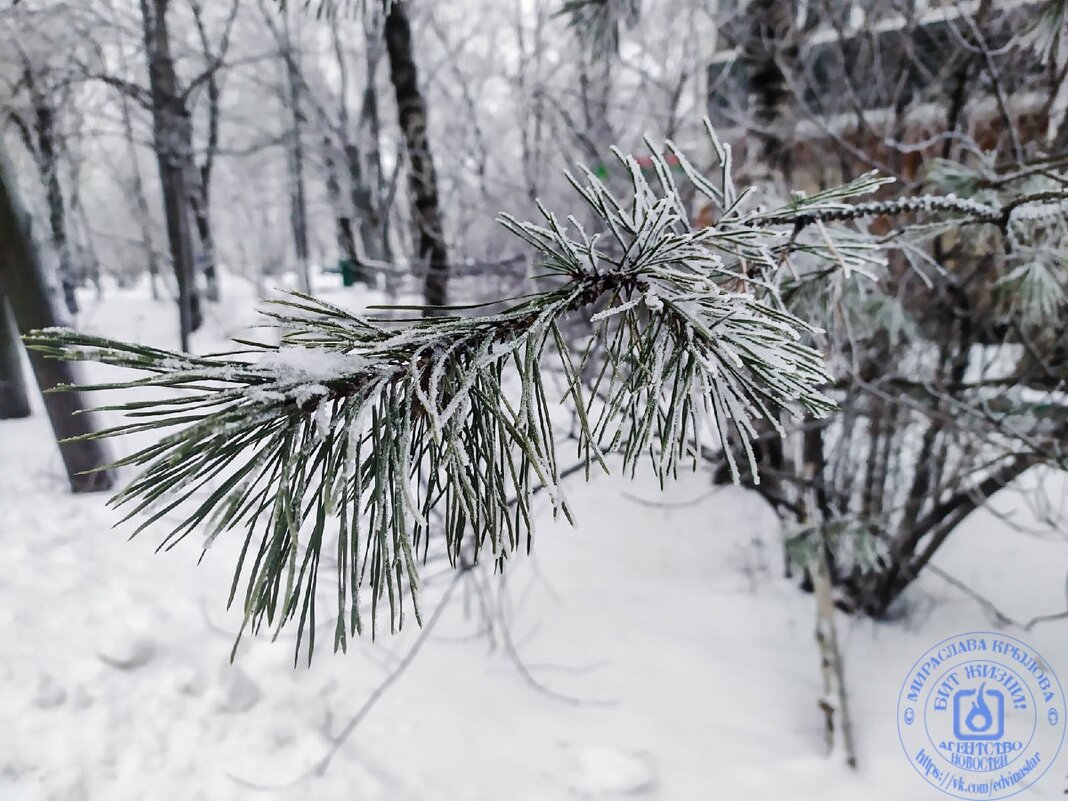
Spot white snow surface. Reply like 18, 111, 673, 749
1, 272, 1067, 800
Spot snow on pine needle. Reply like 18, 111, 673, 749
25, 122, 890, 664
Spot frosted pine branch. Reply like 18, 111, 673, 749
757, 187, 1068, 232
22, 121, 924, 663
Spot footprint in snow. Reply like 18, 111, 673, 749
95, 632, 155, 670
563, 746, 657, 797
32, 673, 67, 709
208, 665, 261, 714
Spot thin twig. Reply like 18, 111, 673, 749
928, 564, 1068, 631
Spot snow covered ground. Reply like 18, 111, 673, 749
1, 275, 1066, 800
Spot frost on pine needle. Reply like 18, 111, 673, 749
22, 120, 976, 664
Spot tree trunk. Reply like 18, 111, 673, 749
190, 0, 225, 304
280, 11, 312, 295
0, 136, 113, 492
31, 100, 78, 316
362, 13, 394, 268
384, 0, 449, 311
256, 0, 312, 294
331, 21, 384, 272
193, 190, 220, 305
800, 422, 857, 769
362, 17, 392, 265
141, 0, 203, 352
0, 292, 31, 420
322, 136, 360, 271
188, 123, 220, 302
344, 141, 382, 264
813, 549, 857, 768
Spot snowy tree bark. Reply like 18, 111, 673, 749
0, 136, 113, 491
31, 101, 77, 316
384, 0, 449, 311
11, 59, 80, 316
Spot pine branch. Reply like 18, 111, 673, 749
25, 122, 893, 663
757, 189, 1068, 234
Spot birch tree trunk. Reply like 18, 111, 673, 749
800, 425, 857, 768
812, 549, 857, 767
0, 136, 113, 491
384, 0, 449, 311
